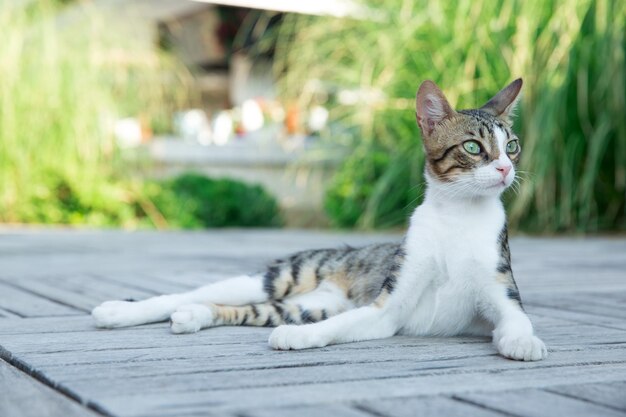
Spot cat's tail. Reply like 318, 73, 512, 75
170, 300, 337, 334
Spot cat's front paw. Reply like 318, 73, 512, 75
170, 304, 214, 334
268, 325, 327, 350
495, 334, 547, 361
92, 301, 140, 328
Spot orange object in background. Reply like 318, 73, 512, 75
140, 115, 153, 143
285, 103, 299, 135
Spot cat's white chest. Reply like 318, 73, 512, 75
399, 197, 504, 336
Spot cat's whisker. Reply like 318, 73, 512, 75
402, 182, 429, 210
509, 181, 520, 196
513, 171, 536, 183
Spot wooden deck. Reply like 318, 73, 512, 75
1, 229, 625, 417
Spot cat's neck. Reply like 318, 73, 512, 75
422, 183, 504, 217
409, 183, 506, 242
420, 171, 505, 213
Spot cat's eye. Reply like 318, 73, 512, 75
463, 140, 481, 155
506, 140, 520, 153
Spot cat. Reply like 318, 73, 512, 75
92, 78, 547, 361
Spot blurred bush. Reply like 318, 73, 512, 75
144, 173, 282, 228
324, 149, 418, 228
0, 0, 191, 227
273, 0, 626, 232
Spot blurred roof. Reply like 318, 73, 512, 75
88, 0, 361, 20
14, 0, 364, 22
191, 0, 361, 17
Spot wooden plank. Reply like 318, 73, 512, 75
594, 290, 626, 303
510, 238, 626, 293
528, 293, 626, 320
9, 275, 157, 312
0, 359, 99, 417
357, 396, 506, 417
38, 341, 626, 384
238, 404, 371, 417
0, 316, 624, 370
88, 363, 626, 416
97, 272, 195, 295
46, 347, 626, 398
2, 319, 625, 416
142, 270, 235, 289
527, 305, 626, 330
0, 308, 21, 319
1, 231, 626, 417
6, 324, 625, 370
0, 229, 400, 284
15, 321, 610, 357
0, 282, 80, 317
547, 382, 626, 412
456, 388, 626, 417
0, 315, 119, 336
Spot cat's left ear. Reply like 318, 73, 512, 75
480, 78, 523, 125
415, 80, 456, 137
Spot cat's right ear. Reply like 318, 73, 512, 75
480, 78, 523, 125
415, 80, 455, 137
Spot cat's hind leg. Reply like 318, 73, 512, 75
92, 274, 266, 328
170, 281, 352, 334
93, 247, 335, 329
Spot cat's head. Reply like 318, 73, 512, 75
415, 79, 523, 198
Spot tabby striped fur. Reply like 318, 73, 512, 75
203, 244, 405, 328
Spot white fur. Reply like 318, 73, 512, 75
269, 305, 396, 350
170, 304, 214, 334
268, 155, 546, 361
287, 281, 354, 313
92, 274, 265, 328
269, 284, 395, 349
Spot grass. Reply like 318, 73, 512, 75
0, 0, 191, 227
271, 0, 626, 232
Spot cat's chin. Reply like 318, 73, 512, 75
430, 186, 508, 200
429, 177, 513, 200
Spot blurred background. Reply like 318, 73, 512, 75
1, 0, 624, 233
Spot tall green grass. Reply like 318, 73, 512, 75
272, 0, 626, 232
0, 0, 191, 226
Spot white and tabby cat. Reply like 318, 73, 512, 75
93, 79, 547, 361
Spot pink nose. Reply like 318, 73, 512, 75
496, 165, 512, 178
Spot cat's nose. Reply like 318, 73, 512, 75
496, 165, 512, 178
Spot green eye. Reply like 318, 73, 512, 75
506, 140, 520, 153
463, 140, 481, 155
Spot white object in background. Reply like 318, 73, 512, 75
114, 118, 142, 148
213, 111, 233, 146
178, 109, 212, 145
190, 0, 366, 18
241, 99, 264, 133
337, 88, 385, 106
308, 105, 329, 132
